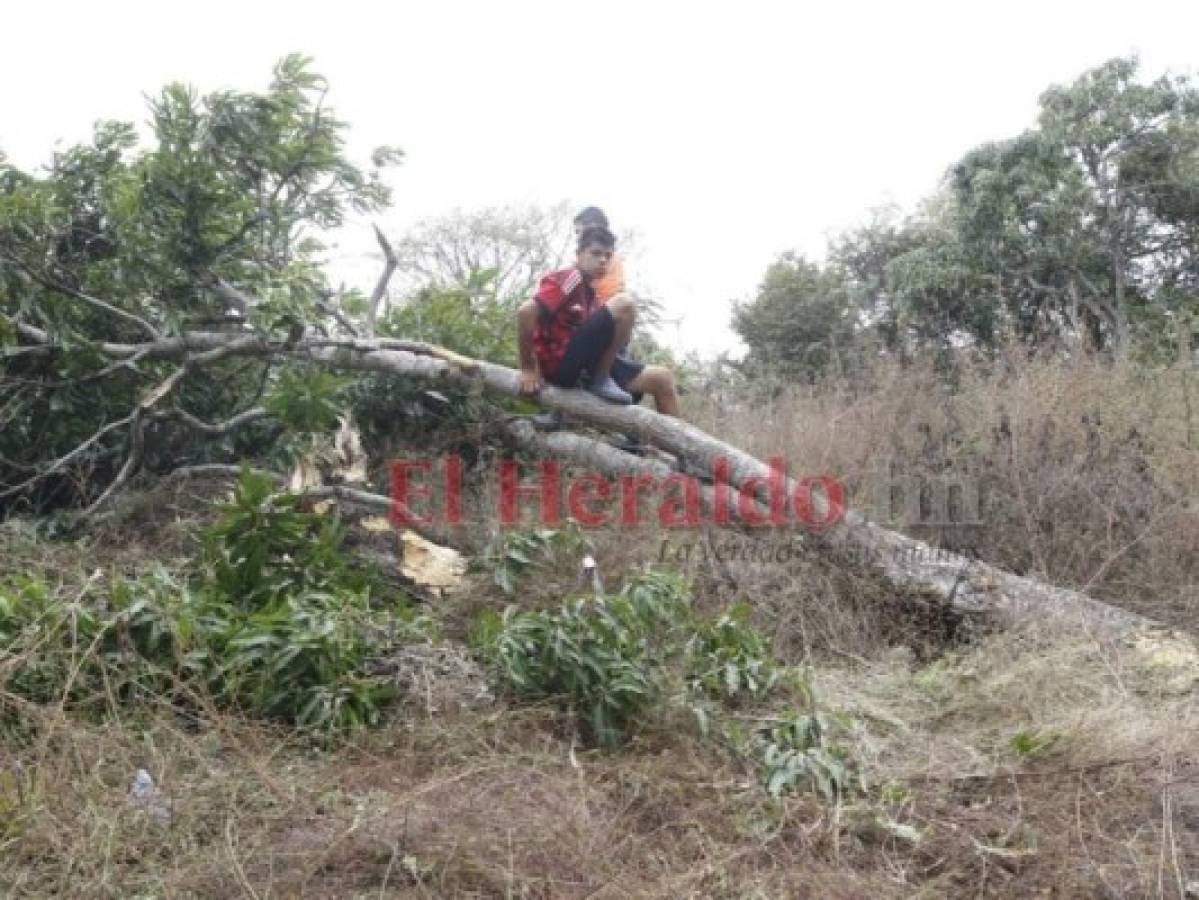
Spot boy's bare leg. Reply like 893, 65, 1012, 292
628, 365, 680, 417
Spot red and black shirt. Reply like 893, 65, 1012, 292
532, 267, 597, 378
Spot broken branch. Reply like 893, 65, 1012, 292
366, 224, 399, 337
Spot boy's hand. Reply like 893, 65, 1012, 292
519, 368, 544, 397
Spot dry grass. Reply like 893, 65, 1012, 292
688, 348, 1199, 629
4, 615, 1194, 897
2, 348, 1198, 897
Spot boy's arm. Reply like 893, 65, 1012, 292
610, 254, 626, 293
516, 299, 543, 396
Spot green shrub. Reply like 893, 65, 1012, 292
197, 466, 366, 608
475, 571, 691, 747
0, 469, 421, 733
476, 525, 586, 596
0, 567, 198, 717
754, 711, 859, 800
193, 468, 409, 729
685, 601, 781, 704
211, 590, 396, 729
0, 573, 90, 707
263, 366, 351, 435
472, 556, 861, 798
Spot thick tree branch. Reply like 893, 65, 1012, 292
500, 419, 783, 531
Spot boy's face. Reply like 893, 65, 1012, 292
576, 242, 612, 280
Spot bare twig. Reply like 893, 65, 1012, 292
163, 464, 453, 546
82, 336, 269, 516
315, 290, 361, 338
153, 406, 270, 437
83, 406, 150, 514
0, 414, 135, 499
169, 464, 396, 514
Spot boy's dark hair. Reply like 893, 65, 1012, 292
576, 225, 616, 252
573, 206, 609, 228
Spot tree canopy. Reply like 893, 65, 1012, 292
733, 56, 1199, 374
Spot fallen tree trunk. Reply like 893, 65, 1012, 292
297, 340, 1163, 635
11, 323, 1168, 635
498, 418, 1160, 635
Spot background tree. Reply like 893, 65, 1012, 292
731, 253, 855, 381
370, 204, 576, 370
944, 56, 1199, 352
731, 56, 1199, 367
391, 202, 576, 302
828, 207, 927, 354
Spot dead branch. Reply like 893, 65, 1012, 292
85, 406, 149, 513
366, 224, 399, 337
152, 407, 270, 437
82, 337, 272, 515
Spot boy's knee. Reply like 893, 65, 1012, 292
645, 365, 674, 391
608, 295, 636, 322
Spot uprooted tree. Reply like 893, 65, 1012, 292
0, 57, 1166, 638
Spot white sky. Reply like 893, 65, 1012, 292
2, 0, 1196, 356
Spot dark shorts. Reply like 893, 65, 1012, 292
548, 306, 645, 394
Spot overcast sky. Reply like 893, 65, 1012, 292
3, 0, 1196, 355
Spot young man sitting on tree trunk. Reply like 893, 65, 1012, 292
517, 225, 679, 416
